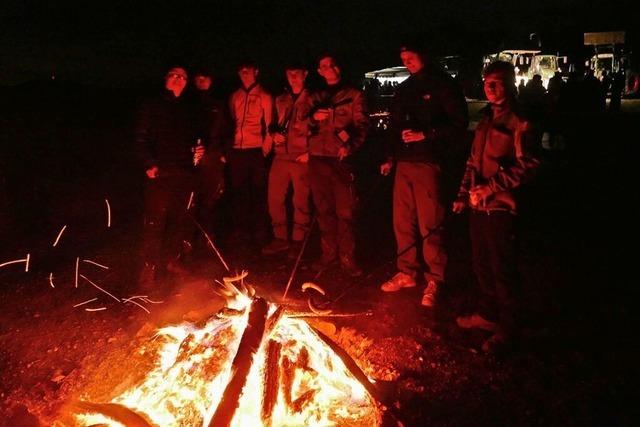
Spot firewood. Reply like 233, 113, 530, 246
291, 389, 317, 413
261, 339, 282, 423
209, 297, 269, 427
281, 355, 295, 407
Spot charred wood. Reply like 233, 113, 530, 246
261, 339, 282, 423
209, 297, 269, 427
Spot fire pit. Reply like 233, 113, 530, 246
70, 272, 383, 426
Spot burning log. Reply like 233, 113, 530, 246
71, 401, 153, 427
261, 339, 282, 424
281, 355, 295, 408
208, 297, 269, 427
290, 389, 317, 413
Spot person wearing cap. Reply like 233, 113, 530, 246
379, 42, 469, 307
190, 67, 230, 240
135, 65, 198, 287
261, 62, 311, 256
227, 59, 273, 245
305, 53, 369, 277
453, 61, 540, 353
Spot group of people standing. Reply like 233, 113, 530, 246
134, 53, 369, 285
135, 42, 540, 353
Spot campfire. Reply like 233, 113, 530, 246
70, 272, 382, 426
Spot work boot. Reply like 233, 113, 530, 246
380, 272, 417, 292
421, 280, 440, 307
261, 239, 290, 255
456, 313, 498, 332
340, 255, 362, 278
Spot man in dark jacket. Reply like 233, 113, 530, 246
135, 65, 199, 286
305, 53, 369, 277
380, 43, 469, 307
191, 67, 230, 238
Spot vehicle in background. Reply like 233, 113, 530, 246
482, 50, 562, 88
584, 31, 639, 97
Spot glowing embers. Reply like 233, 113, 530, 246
74, 277, 380, 426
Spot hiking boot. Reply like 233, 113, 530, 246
261, 239, 290, 255
340, 257, 362, 278
380, 272, 417, 292
421, 280, 440, 307
456, 313, 498, 332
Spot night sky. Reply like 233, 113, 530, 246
0, 0, 635, 86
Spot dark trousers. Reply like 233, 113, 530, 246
195, 152, 225, 236
470, 210, 518, 336
309, 156, 357, 262
141, 173, 195, 269
393, 162, 447, 282
227, 148, 269, 240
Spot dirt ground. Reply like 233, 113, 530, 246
1, 85, 639, 425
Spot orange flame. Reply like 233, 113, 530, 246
75, 274, 381, 426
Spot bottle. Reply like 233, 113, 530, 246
193, 138, 203, 166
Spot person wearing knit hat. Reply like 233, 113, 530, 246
380, 42, 469, 308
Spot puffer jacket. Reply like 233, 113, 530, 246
272, 89, 310, 159
134, 89, 195, 173
457, 103, 540, 213
229, 83, 273, 149
305, 82, 368, 158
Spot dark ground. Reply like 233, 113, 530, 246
0, 82, 639, 426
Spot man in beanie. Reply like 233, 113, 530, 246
380, 41, 469, 307
453, 61, 540, 352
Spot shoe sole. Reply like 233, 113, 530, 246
381, 283, 417, 292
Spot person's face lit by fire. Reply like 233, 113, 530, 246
318, 57, 341, 85
483, 73, 508, 105
194, 75, 212, 91
238, 66, 258, 88
285, 69, 307, 93
165, 67, 188, 97
400, 51, 424, 74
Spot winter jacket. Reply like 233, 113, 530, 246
305, 82, 368, 158
191, 90, 231, 156
134, 89, 195, 173
457, 103, 540, 213
388, 66, 468, 164
271, 89, 310, 159
229, 83, 273, 150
